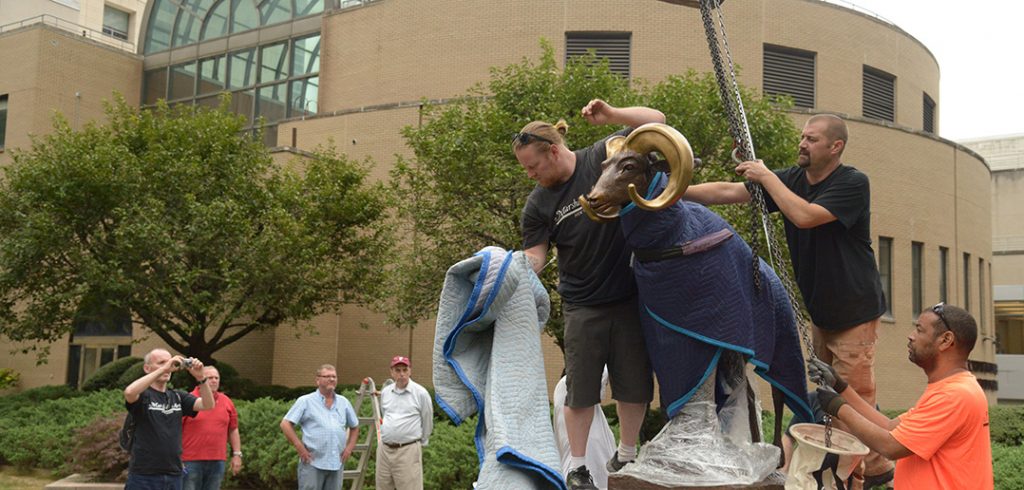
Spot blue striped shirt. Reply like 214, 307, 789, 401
284, 391, 359, 471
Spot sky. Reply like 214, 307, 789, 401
824, 0, 1024, 141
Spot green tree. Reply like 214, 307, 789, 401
387, 43, 800, 348
0, 96, 391, 363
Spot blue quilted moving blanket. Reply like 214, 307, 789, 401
432, 247, 566, 490
619, 176, 814, 422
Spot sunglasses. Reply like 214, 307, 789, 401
512, 132, 555, 146
931, 302, 951, 332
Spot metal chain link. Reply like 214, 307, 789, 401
698, 0, 830, 447
698, 0, 817, 364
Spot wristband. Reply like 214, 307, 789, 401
197, 377, 208, 384
233, 451, 243, 457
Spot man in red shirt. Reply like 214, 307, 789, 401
814, 303, 993, 489
182, 366, 242, 490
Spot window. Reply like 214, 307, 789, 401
198, 56, 227, 96
963, 252, 971, 311
169, 62, 197, 100
879, 237, 893, 317
979, 258, 985, 330
763, 44, 815, 109
65, 303, 132, 388
912, 242, 923, 315
863, 65, 895, 122
0, 94, 7, 150
260, 42, 289, 83
923, 92, 936, 133
939, 246, 948, 303
102, 5, 130, 41
565, 32, 631, 78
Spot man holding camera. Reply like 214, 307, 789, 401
124, 348, 216, 490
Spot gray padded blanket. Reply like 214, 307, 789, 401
432, 246, 566, 490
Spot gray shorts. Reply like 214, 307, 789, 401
563, 297, 653, 407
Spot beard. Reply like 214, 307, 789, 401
797, 153, 811, 168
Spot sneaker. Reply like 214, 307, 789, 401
566, 465, 598, 490
606, 450, 631, 474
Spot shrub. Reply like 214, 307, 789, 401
993, 443, 1024, 489
115, 360, 145, 389
69, 412, 129, 481
0, 389, 122, 469
81, 356, 142, 392
0, 368, 19, 390
0, 384, 84, 418
228, 397, 298, 488
990, 405, 1024, 446
420, 419, 480, 489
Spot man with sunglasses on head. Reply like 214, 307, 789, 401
683, 114, 892, 487
811, 303, 993, 490
515, 99, 665, 490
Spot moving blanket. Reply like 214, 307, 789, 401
432, 246, 566, 490
620, 175, 814, 422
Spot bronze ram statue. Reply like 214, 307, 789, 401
579, 123, 813, 486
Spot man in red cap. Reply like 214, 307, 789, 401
376, 355, 433, 490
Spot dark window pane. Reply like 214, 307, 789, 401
103, 6, 130, 40
964, 253, 971, 312
66, 345, 82, 388
912, 242, 923, 315
259, 0, 291, 25
144, 68, 168, 104
879, 237, 893, 317
939, 246, 948, 303
101, 347, 115, 366
228, 49, 257, 89
295, 0, 323, 16
257, 83, 287, 124
980, 258, 986, 329
291, 34, 320, 75
202, 0, 230, 40
198, 56, 227, 95
289, 76, 318, 117
260, 42, 288, 83
196, 94, 222, 110
231, 0, 259, 34
923, 92, 936, 133
231, 89, 255, 125
82, 347, 98, 384
0, 94, 7, 149
169, 62, 197, 100
117, 345, 132, 359
145, 0, 177, 53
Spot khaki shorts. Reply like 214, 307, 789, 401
563, 297, 653, 407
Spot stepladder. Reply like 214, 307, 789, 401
343, 377, 391, 490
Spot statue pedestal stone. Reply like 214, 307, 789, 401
608, 471, 786, 490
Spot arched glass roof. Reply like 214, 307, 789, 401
144, 0, 324, 54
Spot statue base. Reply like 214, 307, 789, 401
608, 470, 786, 490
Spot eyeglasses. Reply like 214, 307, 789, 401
317, 375, 337, 379
931, 302, 951, 332
512, 132, 555, 147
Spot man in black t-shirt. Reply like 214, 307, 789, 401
124, 348, 216, 490
515, 99, 665, 490
683, 114, 893, 487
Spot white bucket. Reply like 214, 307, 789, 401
785, 423, 869, 490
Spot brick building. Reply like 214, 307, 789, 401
0, 0, 997, 409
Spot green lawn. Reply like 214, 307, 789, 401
0, 466, 56, 490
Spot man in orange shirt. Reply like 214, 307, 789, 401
814, 303, 993, 489
182, 366, 242, 490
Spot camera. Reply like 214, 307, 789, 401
173, 358, 195, 369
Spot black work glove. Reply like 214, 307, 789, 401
808, 359, 848, 393
816, 386, 847, 418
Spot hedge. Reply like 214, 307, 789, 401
81, 357, 142, 392
3, 385, 1021, 489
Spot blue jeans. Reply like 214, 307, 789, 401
183, 461, 226, 490
126, 472, 184, 490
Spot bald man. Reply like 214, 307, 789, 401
684, 114, 892, 487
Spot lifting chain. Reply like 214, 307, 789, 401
696, 0, 830, 446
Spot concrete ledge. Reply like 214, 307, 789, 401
608, 471, 786, 490
45, 473, 124, 489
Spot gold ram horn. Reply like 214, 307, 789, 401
624, 123, 695, 211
